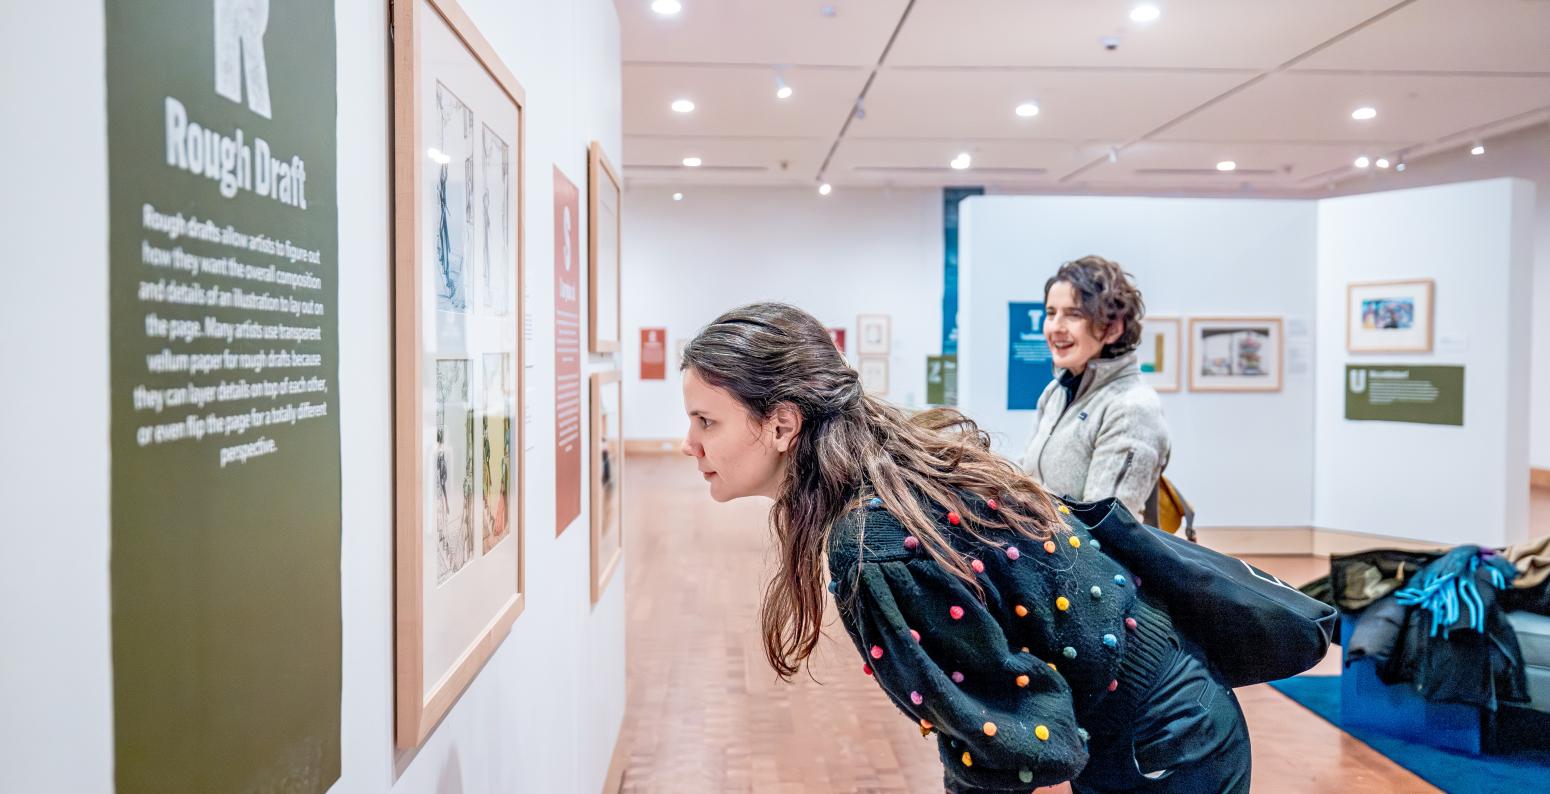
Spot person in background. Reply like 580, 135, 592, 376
677, 302, 1249, 793
1021, 256, 1170, 523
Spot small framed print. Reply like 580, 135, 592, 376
1188, 317, 1283, 393
1138, 317, 1181, 393
589, 371, 624, 604
1347, 279, 1434, 353
857, 314, 891, 355
588, 142, 622, 353
859, 356, 889, 396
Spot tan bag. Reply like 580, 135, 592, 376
1156, 475, 1197, 542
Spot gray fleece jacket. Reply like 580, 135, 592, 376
1018, 352, 1170, 519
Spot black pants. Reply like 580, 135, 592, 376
1072, 635, 1252, 794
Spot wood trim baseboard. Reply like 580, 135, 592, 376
1532, 467, 1550, 490
1191, 526, 1442, 557
625, 439, 681, 455
601, 716, 631, 794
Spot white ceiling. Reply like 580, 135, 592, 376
618, 0, 1550, 194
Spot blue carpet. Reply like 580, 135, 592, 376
1269, 676, 1550, 793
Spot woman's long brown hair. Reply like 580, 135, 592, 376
682, 303, 1064, 680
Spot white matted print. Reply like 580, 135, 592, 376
1189, 317, 1282, 393
393, 0, 526, 749
857, 314, 891, 355
1137, 317, 1181, 393
1347, 279, 1434, 353
589, 371, 624, 603
859, 356, 889, 396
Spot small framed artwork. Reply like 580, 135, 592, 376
392, 0, 527, 748
828, 327, 847, 354
1347, 279, 1434, 353
1137, 316, 1181, 393
857, 314, 891, 355
1188, 317, 1283, 393
589, 371, 624, 604
589, 142, 623, 353
859, 356, 889, 396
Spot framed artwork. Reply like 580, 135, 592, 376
589, 142, 622, 353
392, 0, 526, 748
1137, 316, 1181, 393
1347, 279, 1434, 353
859, 356, 890, 396
857, 314, 891, 355
1188, 317, 1283, 393
828, 327, 847, 354
590, 371, 624, 604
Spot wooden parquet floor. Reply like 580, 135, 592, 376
615, 455, 1550, 793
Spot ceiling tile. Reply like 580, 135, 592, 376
1297, 0, 1550, 74
619, 0, 909, 66
624, 64, 868, 138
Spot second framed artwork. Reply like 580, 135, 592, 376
1347, 278, 1434, 353
589, 142, 622, 353
1137, 316, 1181, 393
1188, 317, 1283, 392
857, 314, 891, 355
589, 371, 624, 604
392, 0, 526, 749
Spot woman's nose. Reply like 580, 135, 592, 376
680, 437, 698, 457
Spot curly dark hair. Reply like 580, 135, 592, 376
1043, 255, 1146, 358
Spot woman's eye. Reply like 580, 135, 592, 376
700, 417, 713, 429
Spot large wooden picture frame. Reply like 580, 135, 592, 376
1188, 317, 1283, 393
589, 371, 624, 604
589, 142, 623, 353
392, 0, 527, 748
1138, 316, 1182, 393
1347, 278, 1435, 353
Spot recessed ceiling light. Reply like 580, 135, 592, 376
1395, 162, 1406, 172
1375, 158, 1391, 169
1015, 102, 1040, 118
1354, 156, 1371, 168
1471, 144, 1486, 156
651, 0, 682, 16
672, 192, 684, 201
818, 183, 832, 196
1216, 160, 1237, 172
671, 99, 695, 113
682, 156, 702, 167
950, 153, 972, 170
1351, 107, 1377, 121
1130, 4, 1160, 23
776, 83, 793, 100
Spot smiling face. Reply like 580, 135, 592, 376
1044, 281, 1123, 375
680, 368, 792, 502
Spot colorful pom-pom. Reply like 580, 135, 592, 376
868, 497, 883, 508
1108, 679, 1119, 692
910, 628, 921, 643
1113, 574, 1126, 586
1015, 604, 1029, 617
1103, 634, 1118, 649
1035, 724, 1051, 741
1090, 538, 1102, 551
1044, 540, 1058, 554
1016, 674, 1030, 688
951, 671, 965, 683
827, 580, 837, 594
902, 535, 919, 550
1055, 596, 1070, 612
862, 664, 872, 676
1020, 769, 1034, 783
947, 511, 962, 526
910, 691, 923, 705
987, 498, 1000, 510
1006, 546, 1021, 560
970, 558, 985, 574
961, 752, 972, 767
1090, 585, 1103, 599
1069, 536, 1082, 549
1125, 617, 1138, 631
869, 645, 884, 660
1062, 646, 1077, 659
949, 605, 965, 620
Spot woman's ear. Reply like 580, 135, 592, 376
769, 404, 804, 453
1101, 318, 1125, 346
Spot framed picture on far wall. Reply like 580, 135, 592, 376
589, 371, 624, 604
1347, 278, 1434, 353
1137, 316, 1181, 393
857, 314, 891, 355
589, 141, 622, 353
392, 0, 527, 749
859, 356, 889, 396
1188, 317, 1283, 393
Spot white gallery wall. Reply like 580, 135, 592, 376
956, 196, 1320, 529
1331, 125, 1550, 471
621, 186, 943, 442
0, 1, 625, 792
1315, 179, 1534, 548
